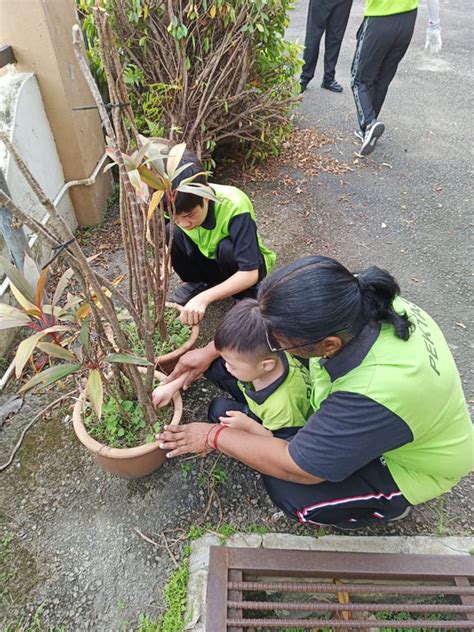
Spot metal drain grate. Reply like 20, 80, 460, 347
206, 547, 474, 630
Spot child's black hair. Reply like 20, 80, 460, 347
164, 148, 207, 214
258, 255, 411, 343
214, 299, 275, 361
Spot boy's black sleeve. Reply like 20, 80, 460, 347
227, 214, 261, 271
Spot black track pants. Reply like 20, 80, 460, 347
301, 0, 353, 85
262, 450, 410, 530
169, 226, 265, 294
351, 9, 417, 131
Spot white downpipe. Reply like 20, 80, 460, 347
0, 151, 110, 390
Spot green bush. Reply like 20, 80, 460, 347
77, 0, 302, 164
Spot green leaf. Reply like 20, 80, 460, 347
117, 427, 125, 437
145, 433, 155, 443
19, 363, 81, 393
128, 168, 149, 202
153, 421, 161, 433
22, 254, 40, 293
15, 325, 69, 378
0, 318, 32, 331
80, 319, 89, 352
0, 255, 36, 303
176, 183, 219, 203
138, 165, 168, 190
52, 268, 74, 306
37, 342, 77, 362
104, 353, 152, 366
165, 143, 187, 179
0, 304, 31, 325
87, 369, 103, 419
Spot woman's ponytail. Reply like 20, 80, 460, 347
357, 266, 411, 340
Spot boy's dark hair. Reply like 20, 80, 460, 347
164, 148, 208, 215
214, 299, 275, 361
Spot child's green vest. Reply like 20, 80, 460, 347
309, 298, 473, 505
239, 353, 313, 432
179, 183, 276, 274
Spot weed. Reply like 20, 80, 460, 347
0, 353, 10, 372
135, 559, 190, 632
85, 396, 172, 448
180, 462, 192, 479
122, 308, 191, 359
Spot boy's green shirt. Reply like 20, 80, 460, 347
238, 352, 313, 432
178, 183, 276, 275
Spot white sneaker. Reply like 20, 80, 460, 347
388, 506, 411, 522
359, 121, 385, 156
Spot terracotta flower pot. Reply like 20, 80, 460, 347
72, 370, 182, 479
155, 302, 200, 374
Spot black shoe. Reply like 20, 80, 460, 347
300, 82, 308, 94
321, 79, 343, 93
169, 282, 209, 306
354, 128, 364, 141
359, 121, 385, 157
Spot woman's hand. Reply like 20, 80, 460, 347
162, 343, 218, 390
180, 293, 210, 325
157, 422, 215, 458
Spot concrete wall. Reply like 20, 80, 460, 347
0, 0, 112, 226
0, 72, 77, 354
0, 72, 76, 233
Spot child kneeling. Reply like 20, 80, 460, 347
153, 299, 313, 439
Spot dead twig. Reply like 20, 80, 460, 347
133, 526, 179, 568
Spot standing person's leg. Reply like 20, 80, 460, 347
351, 17, 395, 156
373, 10, 417, 118
321, 0, 353, 92
262, 457, 411, 530
300, 0, 332, 92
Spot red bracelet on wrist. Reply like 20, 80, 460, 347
204, 425, 216, 450
213, 425, 227, 450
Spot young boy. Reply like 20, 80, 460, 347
152, 299, 313, 439
165, 149, 276, 326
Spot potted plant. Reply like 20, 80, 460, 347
0, 14, 216, 478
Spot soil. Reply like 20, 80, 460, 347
1, 2, 473, 628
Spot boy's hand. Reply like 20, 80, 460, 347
220, 411, 272, 436
180, 293, 210, 325
152, 384, 174, 408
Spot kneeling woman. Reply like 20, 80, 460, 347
157, 256, 473, 530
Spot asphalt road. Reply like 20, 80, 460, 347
282, 0, 473, 396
